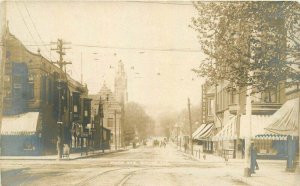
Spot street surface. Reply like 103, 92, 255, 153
0, 144, 299, 186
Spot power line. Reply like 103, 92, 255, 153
128, 1, 193, 6
14, 2, 52, 60
72, 44, 202, 52
0, 42, 202, 53
14, 2, 38, 49
23, 1, 53, 61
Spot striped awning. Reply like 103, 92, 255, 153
265, 98, 299, 136
212, 116, 237, 141
192, 124, 206, 138
192, 123, 214, 140
255, 134, 288, 140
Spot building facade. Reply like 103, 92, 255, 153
1, 28, 91, 156
90, 83, 122, 149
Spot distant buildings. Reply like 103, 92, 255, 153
1, 27, 91, 156
90, 61, 127, 149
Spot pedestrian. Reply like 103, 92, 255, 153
250, 142, 259, 174
184, 142, 188, 153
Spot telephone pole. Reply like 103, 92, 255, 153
51, 39, 71, 160
0, 1, 7, 155
115, 110, 117, 150
188, 98, 193, 155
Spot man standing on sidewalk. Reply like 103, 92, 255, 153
250, 142, 259, 174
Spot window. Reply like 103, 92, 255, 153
48, 79, 52, 103
231, 91, 237, 105
23, 138, 35, 151
108, 118, 113, 127
28, 78, 34, 100
14, 75, 21, 84
103, 130, 107, 140
263, 89, 277, 103
207, 99, 214, 116
41, 76, 47, 102
74, 105, 78, 112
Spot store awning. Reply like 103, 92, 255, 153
192, 123, 214, 140
240, 114, 271, 138
264, 98, 299, 136
192, 124, 206, 138
212, 116, 237, 141
1, 112, 40, 135
255, 134, 288, 140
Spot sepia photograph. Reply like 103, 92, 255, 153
0, 1, 299, 185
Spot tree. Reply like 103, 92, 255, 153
191, 2, 300, 173
158, 103, 202, 138
191, 2, 300, 92
124, 102, 153, 143
158, 111, 178, 138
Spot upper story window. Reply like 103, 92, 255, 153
108, 118, 114, 128
262, 90, 277, 103
27, 78, 34, 100
207, 98, 214, 116
252, 89, 277, 103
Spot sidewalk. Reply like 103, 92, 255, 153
173, 143, 300, 186
0, 148, 129, 161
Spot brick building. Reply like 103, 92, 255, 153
0, 27, 91, 155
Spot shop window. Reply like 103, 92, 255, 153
23, 139, 35, 151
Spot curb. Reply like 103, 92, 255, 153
0, 149, 129, 161
73, 149, 127, 160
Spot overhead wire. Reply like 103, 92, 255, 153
22, 1, 54, 61
14, 2, 52, 60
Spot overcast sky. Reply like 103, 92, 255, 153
6, 1, 205, 118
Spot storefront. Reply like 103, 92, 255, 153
192, 123, 215, 153
1, 112, 42, 156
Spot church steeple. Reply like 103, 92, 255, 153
114, 60, 127, 104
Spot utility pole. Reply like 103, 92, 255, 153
51, 39, 71, 160
121, 104, 124, 148
188, 98, 193, 155
114, 109, 117, 150
0, 1, 7, 155
98, 96, 104, 153
244, 80, 253, 177
119, 110, 121, 148
80, 53, 83, 84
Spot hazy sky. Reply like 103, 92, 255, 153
6, 1, 205, 117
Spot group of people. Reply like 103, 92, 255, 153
153, 139, 167, 148
160, 140, 166, 148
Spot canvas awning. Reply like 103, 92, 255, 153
255, 134, 288, 140
240, 114, 271, 138
212, 116, 237, 141
192, 123, 214, 140
1, 112, 40, 135
192, 124, 206, 138
264, 97, 299, 136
